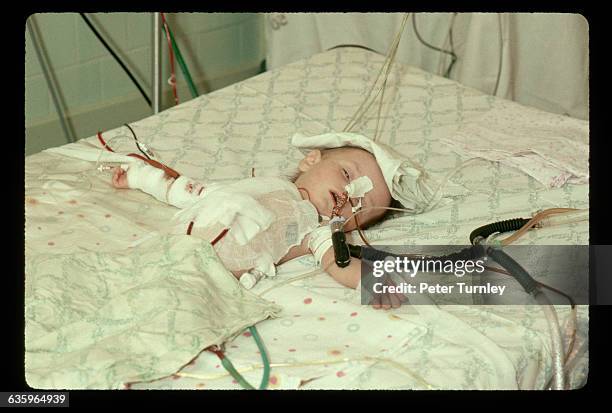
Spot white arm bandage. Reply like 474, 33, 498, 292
307, 225, 333, 267
126, 162, 204, 208
126, 162, 169, 203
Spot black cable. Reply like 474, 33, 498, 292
123, 123, 151, 159
485, 247, 538, 295
79, 13, 151, 107
355, 244, 486, 264
327, 44, 382, 56
444, 13, 457, 77
412, 13, 457, 78
353, 242, 540, 297
469, 218, 531, 245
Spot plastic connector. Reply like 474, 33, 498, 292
138, 143, 155, 159
330, 216, 350, 268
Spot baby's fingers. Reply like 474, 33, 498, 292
111, 167, 128, 188
389, 292, 404, 308
371, 293, 392, 310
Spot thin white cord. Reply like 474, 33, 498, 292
176, 355, 435, 389
258, 269, 321, 297
341, 157, 493, 228
93, 134, 130, 172
421, 157, 491, 212
344, 13, 410, 135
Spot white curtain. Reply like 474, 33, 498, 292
265, 13, 588, 120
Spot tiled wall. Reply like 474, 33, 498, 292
25, 12, 265, 155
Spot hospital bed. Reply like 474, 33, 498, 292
24, 47, 589, 390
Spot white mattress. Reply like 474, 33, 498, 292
25, 48, 588, 390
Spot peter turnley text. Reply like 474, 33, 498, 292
371, 282, 507, 296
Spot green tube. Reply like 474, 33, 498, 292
221, 357, 255, 390
161, 24, 199, 98
214, 325, 271, 390
249, 326, 270, 390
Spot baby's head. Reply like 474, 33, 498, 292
293, 146, 392, 231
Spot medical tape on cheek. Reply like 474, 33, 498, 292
344, 175, 373, 213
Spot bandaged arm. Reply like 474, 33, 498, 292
125, 162, 205, 209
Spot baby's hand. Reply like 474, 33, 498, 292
111, 167, 129, 189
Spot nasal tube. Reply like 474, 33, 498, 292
330, 216, 351, 267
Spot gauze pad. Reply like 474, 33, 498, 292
345, 175, 373, 198
344, 175, 373, 213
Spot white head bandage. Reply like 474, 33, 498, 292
292, 132, 439, 213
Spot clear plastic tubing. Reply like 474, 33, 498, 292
539, 209, 588, 228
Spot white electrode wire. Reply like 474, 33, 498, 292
372, 49, 395, 142
177, 355, 435, 389
27, 18, 76, 144
343, 26, 403, 134
361, 13, 408, 134
420, 157, 490, 213
343, 13, 410, 135
343, 28, 399, 133
341, 157, 491, 229
372, 15, 409, 141
94, 134, 131, 171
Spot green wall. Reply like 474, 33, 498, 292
25, 13, 265, 155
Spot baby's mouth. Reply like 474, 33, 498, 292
329, 191, 338, 215
330, 191, 337, 204
330, 191, 348, 217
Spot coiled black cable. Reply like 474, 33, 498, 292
469, 218, 530, 245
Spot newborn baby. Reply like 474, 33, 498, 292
111, 145, 392, 291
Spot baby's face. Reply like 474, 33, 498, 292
294, 147, 392, 230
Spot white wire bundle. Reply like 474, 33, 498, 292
343, 13, 410, 142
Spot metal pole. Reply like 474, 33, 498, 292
152, 12, 162, 114
27, 16, 76, 143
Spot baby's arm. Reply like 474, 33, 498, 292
111, 163, 205, 209
321, 247, 404, 309
319, 246, 361, 289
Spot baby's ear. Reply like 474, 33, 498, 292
298, 149, 322, 172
